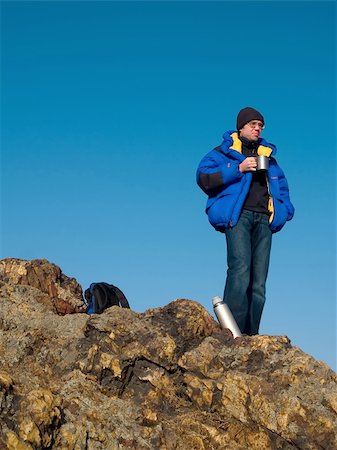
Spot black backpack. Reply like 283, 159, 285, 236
84, 282, 130, 314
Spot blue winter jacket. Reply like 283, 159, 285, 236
196, 131, 295, 233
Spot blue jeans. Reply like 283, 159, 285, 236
223, 210, 272, 335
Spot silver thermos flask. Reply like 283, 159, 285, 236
212, 296, 242, 338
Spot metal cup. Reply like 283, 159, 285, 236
256, 155, 269, 171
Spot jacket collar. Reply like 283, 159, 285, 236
221, 130, 276, 157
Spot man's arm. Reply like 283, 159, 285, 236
277, 166, 295, 220
196, 151, 243, 196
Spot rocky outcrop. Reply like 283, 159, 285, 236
0, 258, 85, 314
0, 258, 336, 449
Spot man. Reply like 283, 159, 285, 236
196, 107, 294, 335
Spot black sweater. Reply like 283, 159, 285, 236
240, 136, 270, 215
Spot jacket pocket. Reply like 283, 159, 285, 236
271, 198, 288, 232
207, 194, 234, 229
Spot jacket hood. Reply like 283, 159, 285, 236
221, 130, 277, 156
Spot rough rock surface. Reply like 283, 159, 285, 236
0, 259, 336, 450
0, 258, 85, 314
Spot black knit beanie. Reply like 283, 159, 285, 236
236, 107, 264, 130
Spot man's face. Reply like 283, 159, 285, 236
239, 120, 264, 142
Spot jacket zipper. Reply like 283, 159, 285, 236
266, 174, 274, 224
229, 175, 249, 227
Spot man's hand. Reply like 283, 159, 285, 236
239, 157, 257, 173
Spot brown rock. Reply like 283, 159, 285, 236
0, 258, 85, 314
0, 258, 336, 449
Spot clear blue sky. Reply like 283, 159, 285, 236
1, 1, 336, 370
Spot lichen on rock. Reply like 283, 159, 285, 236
0, 258, 336, 449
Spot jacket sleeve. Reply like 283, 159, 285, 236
196, 151, 243, 196
277, 166, 295, 221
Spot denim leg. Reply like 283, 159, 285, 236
248, 213, 272, 335
223, 210, 272, 335
223, 210, 253, 333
